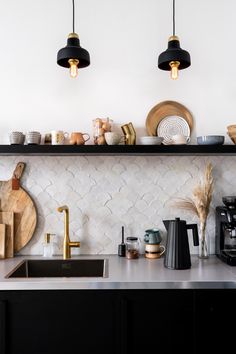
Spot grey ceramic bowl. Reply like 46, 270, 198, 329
197, 135, 225, 145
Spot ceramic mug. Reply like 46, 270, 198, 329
144, 229, 162, 244
170, 134, 190, 145
104, 132, 125, 145
44, 133, 52, 144
51, 131, 69, 145
145, 243, 165, 253
145, 243, 166, 259
69, 132, 90, 145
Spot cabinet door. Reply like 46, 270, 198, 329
1, 290, 117, 354
118, 290, 195, 354
195, 290, 236, 352
0, 301, 6, 354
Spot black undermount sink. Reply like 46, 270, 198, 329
6, 259, 108, 278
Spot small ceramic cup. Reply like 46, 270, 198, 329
69, 132, 90, 145
104, 132, 125, 145
170, 134, 190, 145
51, 131, 69, 145
9, 131, 25, 145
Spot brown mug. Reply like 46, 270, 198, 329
69, 132, 90, 145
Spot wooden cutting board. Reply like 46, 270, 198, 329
0, 213, 14, 257
146, 100, 193, 136
0, 224, 6, 259
0, 162, 37, 253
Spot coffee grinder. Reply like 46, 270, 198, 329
215, 196, 236, 265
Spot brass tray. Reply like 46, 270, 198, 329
146, 100, 194, 136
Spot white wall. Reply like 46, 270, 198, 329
0, 0, 235, 141
0, 1, 235, 255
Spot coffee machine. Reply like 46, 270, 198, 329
216, 196, 236, 265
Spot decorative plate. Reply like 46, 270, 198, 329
157, 116, 190, 145
146, 100, 193, 136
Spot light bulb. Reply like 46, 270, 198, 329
68, 59, 79, 78
169, 61, 180, 80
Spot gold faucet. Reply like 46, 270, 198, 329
57, 205, 80, 259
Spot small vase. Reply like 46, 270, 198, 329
199, 222, 209, 259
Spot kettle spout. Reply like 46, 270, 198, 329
163, 220, 170, 231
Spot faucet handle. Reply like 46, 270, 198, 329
58, 205, 69, 212
69, 241, 80, 248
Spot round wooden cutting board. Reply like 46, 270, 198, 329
146, 100, 194, 136
0, 162, 37, 253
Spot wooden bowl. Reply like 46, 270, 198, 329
228, 131, 236, 138
227, 125, 236, 130
146, 101, 193, 136
227, 132, 236, 144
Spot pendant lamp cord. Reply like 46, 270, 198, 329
173, 0, 175, 35
72, 0, 75, 33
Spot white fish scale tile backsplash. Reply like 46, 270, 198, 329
0, 156, 234, 255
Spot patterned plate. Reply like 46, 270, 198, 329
157, 116, 190, 145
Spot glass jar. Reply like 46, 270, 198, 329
92, 117, 113, 145
126, 237, 140, 259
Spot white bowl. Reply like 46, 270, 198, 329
139, 136, 164, 145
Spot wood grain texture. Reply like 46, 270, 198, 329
0, 224, 6, 259
146, 100, 194, 136
0, 213, 14, 258
0, 163, 37, 253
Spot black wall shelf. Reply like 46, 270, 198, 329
0, 144, 236, 156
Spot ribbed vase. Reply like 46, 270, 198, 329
198, 222, 209, 259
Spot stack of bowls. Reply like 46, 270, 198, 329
197, 135, 225, 145
227, 125, 236, 144
9, 132, 25, 145
139, 136, 164, 145
25, 131, 41, 145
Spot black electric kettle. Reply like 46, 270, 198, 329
163, 218, 199, 269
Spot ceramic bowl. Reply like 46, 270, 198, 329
139, 136, 164, 145
197, 135, 225, 145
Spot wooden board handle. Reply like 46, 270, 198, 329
12, 162, 25, 180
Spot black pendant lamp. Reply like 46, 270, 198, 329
57, 0, 90, 78
158, 0, 191, 80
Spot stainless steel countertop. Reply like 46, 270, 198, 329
1, 255, 236, 290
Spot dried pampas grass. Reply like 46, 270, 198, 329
173, 163, 213, 228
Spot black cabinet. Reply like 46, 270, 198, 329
195, 290, 236, 353
117, 290, 194, 354
0, 289, 234, 354
0, 291, 117, 354
0, 301, 6, 354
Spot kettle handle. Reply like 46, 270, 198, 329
187, 224, 199, 246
